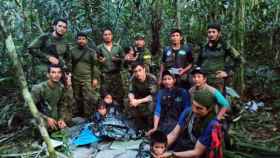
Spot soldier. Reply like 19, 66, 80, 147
97, 27, 125, 107
68, 32, 99, 118
197, 23, 245, 93
31, 64, 73, 130
127, 62, 157, 130
159, 29, 193, 90
133, 33, 152, 73
28, 18, 69, 83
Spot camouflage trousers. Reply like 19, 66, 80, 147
72, 80, 99, 118
124, 100, 154, 131
100, 72, 125, 109
175, 73, 191, 90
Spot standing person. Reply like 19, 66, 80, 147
147, 70, 191, 136
133, 33, 153, 73
197, 23, 244, 93
68, 32, 99, 118
31, 64, 73, 131
28, 18, 69, 83
127, 62, 157, 130
159, 29, 193, 90
97, 27, 125, 108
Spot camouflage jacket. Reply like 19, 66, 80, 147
129, 73, 157, 99
28, 33, 70, 69
68, 45, 99, 82
31, 81, 73, 121
97, 43, 124, 73
197, 39, 245, 75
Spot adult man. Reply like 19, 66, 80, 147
127, 62, 157, 130
133, 33, 152, 73
159, 29, 193, 90
28, 18, 69, 82
159, 90, 224, 158
31, 64, 73, 130
68, 32, 99, 118
197, 23, 245, 93
97, 27, 124, 107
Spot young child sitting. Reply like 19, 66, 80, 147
150, 130, 168, 157
92, 99, 138, 140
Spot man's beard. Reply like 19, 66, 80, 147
55, 30, 64, 37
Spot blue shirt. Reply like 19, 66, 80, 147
154, 88, 191, 127
198, 119, 220, 149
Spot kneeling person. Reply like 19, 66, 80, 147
163, 90, 224, 158
31, 64, 73, 130
127, 62, 157, 130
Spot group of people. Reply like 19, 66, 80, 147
27, 18, 244, 157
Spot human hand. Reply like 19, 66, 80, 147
57, 120, 67, 129
216, 70, 228, 79
65, 73, 72, 87
98, 57, 106, 63
92, 79, 98, 89
47, 117, 57, 130
129, 98, 139, 107
48, 56, 59, 64
146, 127, 157, 136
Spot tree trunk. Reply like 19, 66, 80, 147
0, 20, 57, 158
233, 0, 246, 95
175, 0, 181, 29
150, 0, 163, 55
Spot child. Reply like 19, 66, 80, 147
101, 91, 121, 113
148, 70, 191, 136
150, 130, 168, 157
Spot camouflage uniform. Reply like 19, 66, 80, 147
28, 33, 69, 83
31, 81, 73, 124
97, 43, 125, 107
127, 73, 157, 130
162, 45, 193, 90
197, 40, 244, 88
134, 47, 152, 73
68, 45, 99, 118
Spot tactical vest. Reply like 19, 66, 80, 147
200, 42, 228, 74
163, 45, 191, 69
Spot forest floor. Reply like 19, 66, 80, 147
0, 86, 279, 158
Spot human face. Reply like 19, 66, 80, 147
192, 73, 207, 88
97, 105, 107, 117
104, 94, 113, 104
135, 39, 145, 48
170, 32, 182, 45
207, 28, 220, 42
134, 65, 146, 81
192, 100, 211, 118
103, 30, 113, 43
162, 75, 175, 89
152, 143, 166, 156
48, 67, 62, 82
53, 21, 67, 36
77, 36, 88, 47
